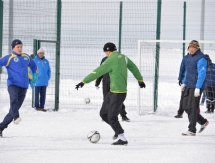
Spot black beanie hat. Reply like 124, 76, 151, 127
103, 42, 117, 52
11, 39, 22, 49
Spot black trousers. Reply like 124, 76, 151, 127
0, 85, 27, 130
178, 90, 185, 115
206, 86, 215, 111
181, 87, 207, 133
102, 83, 127, 116
100, 92, 126, 135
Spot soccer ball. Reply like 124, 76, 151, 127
87, 130, 100, 143
84, 98, 90, 104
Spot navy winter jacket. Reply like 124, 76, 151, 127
183, 49, 207, 89
33, 55, 51, 86
178, 54, 189, 81
206, 63, 215, 86
0, 51, 37, 88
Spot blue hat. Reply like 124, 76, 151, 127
11, 39, 23, 49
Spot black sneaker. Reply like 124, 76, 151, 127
111, 139, 128, 146
113, 134, 118, 140
0, 129, 3, 138
205, 110, 211, 113
174, 114, 183, 118
122, 116, 130, 122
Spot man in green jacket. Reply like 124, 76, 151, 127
75, 42, 146, 145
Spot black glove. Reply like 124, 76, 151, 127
75, 82, 84, 90
138, 81, 146, 88
178, 80, 182, 86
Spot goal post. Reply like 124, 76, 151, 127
137, 40, 215, 115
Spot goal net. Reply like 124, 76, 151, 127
137, 40, 215, 115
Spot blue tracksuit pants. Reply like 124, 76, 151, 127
34, 86, 47, 109
0, 85, 27, 130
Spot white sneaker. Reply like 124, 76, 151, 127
14, 117, 22, 125
182, 131, 196, 136
199, 121, 209, 133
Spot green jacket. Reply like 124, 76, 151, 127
83, 51, 143, 93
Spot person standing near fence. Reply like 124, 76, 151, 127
75, 42, 146, 145
0, 39, 38, 137
204, 54, 215, 113
180, 40, 209, 136
95, 56, 130, 123
33, 48, 51, 112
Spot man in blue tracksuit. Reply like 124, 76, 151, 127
0, 39, 38, 137
33, 48, 51, 112
181, 40, 209, 136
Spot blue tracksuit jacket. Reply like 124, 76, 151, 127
0, 51, 37, 88
33, 55, 51, 86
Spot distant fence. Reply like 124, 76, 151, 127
0, 0, 215, 113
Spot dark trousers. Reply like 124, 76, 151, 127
34, 86, 47, 109
0, 85, 27, 130
103, 84, 127, 116
100, 92, 126, 135
178, 90, 185, 115
178, 90, 200, 115
206, 86, 215, 111
181, 88, 207, 133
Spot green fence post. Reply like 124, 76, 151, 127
32, 39, 38, 108
0, 0, 3, 74
118, 1, 123, 53
154, 0, 162, 112
182, 1, 186, 56
54, 0, 61, 111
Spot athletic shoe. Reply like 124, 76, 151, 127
199, 120, 209, 133
205, 110, 211, 113
182, 131, 196, 136
14, 117, 21, 125
113, 134, 118, 140
122, 116, 130, 122
36, 108, 47, 112
174, 114, 183, 118
0, 129, 2, 138
111, 139, 128, 145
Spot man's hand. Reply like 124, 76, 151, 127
194, 88, 200, 97
178, 80, 182, 86
75, 82, 84, 90
95, 86, 100, 90
138, 81, 146, 88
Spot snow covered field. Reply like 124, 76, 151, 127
0, 104, 215, 163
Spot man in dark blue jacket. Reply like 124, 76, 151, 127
205, 54, 215, 113
0, 39, 38, 137
33, 48, 51, 112
175, 47, 190, 118
181, 40, 209, 136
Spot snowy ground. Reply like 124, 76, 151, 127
0, 104, 215, 163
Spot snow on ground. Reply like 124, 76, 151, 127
0, 104, 215, 163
